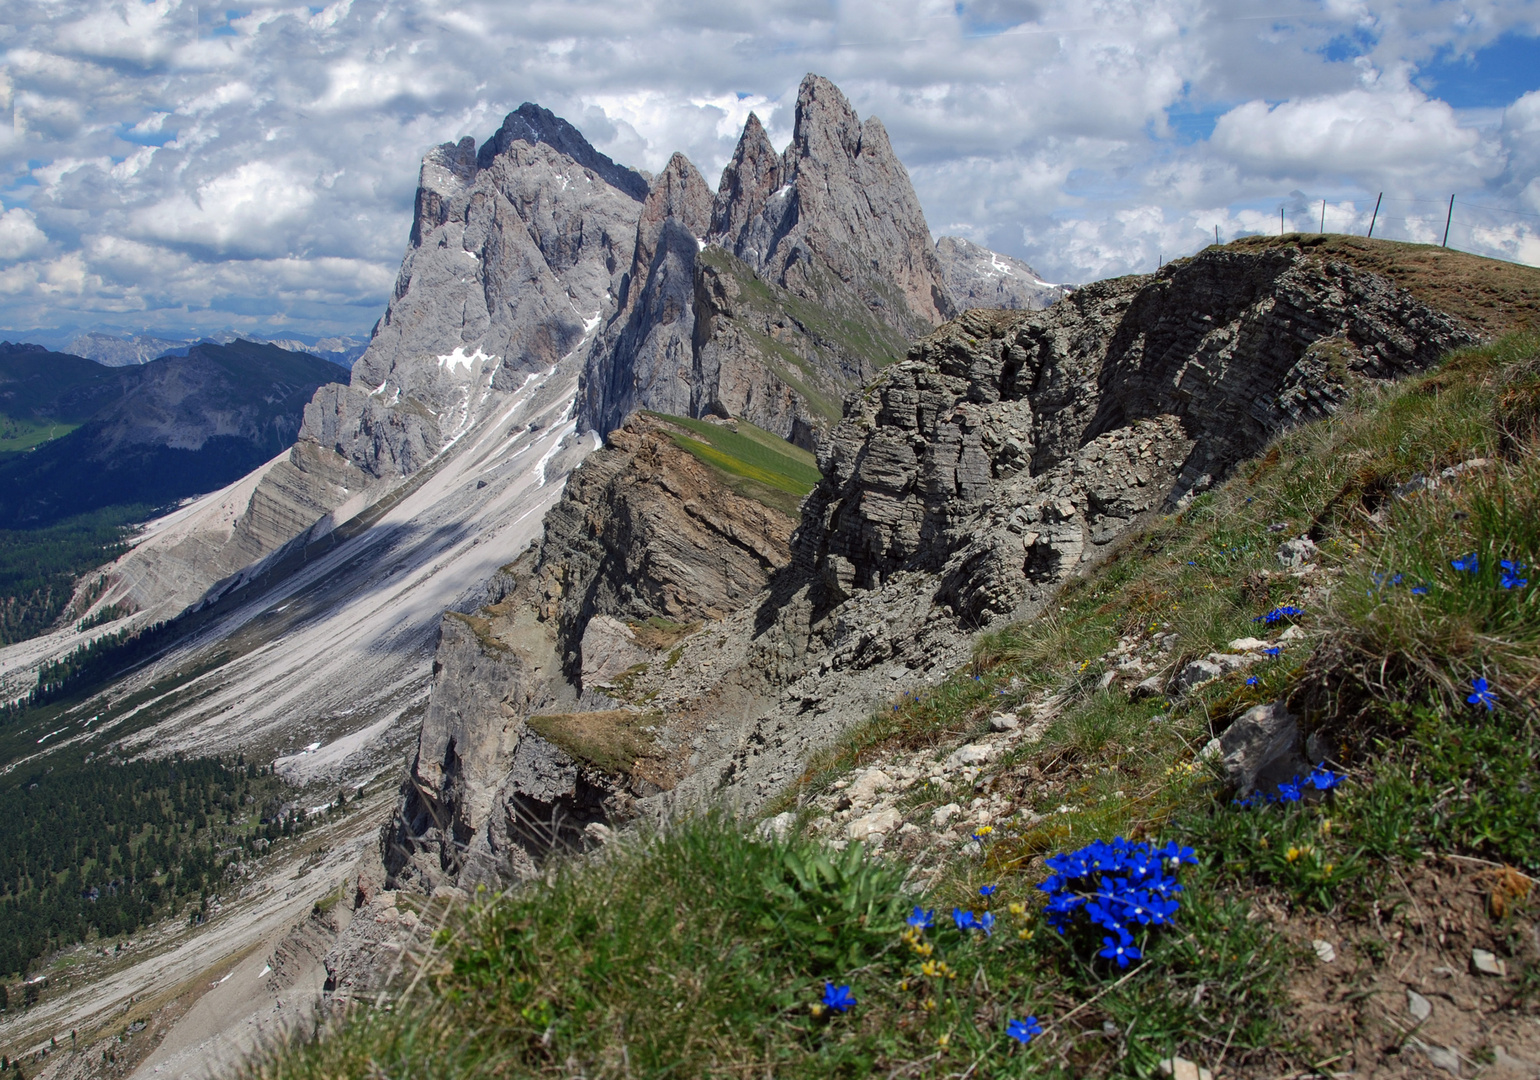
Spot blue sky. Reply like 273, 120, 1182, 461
1, 0, 1538, 342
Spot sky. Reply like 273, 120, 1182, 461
2, 0, 1539, 343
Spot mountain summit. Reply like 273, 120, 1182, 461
578, 74, 965, 445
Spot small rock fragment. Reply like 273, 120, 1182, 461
931, 803, 962, 828
1407, 989, 1433, 1022
846, 768, 894, 805
1157, 1057, 1213, 1080
1413, 1039, 1462, 1077
1175, 659, 1224, 692
1473, 948, 1508, 977
1227, 637, 1269, 652
945, 743, 994, 769
847, 808, 902, 841
755, 813, 795, 842
989, 713, 1021, 732
1131, 675, 1166, 700
1312, 939, 1336, 963
1276, 535, 1318, 568
1095, 670, 1117, 691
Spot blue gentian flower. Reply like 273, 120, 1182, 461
1451, 553, 1479, 573
1469, 677, 1497, 711
1098, 936, 1140, 967
1262, 646, 1282, 657
1006, 1017, 1043, 1044
1275, 780, 1303, 802
1411, 583, 1430, 595
979, 884, 997, 898
1246, 676, 1259, 686
1157, 841, 1197, 867
978, 911, 996, 937
952, 907, 979, 931
1501, 560, 1529, 589
907, 906, 935, 929
1304, 767, 1342, 791
1255, 605, 1303, 624
822, 982, 855, 1013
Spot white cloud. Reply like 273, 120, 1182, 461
1211, 86, 1499, 183
0, 0, 1536, 338
0, 207, 50, 261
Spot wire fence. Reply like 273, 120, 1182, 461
1261, 192, 1540, 264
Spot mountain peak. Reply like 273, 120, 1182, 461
477, 102, 649, 201
789, 73, 863, 164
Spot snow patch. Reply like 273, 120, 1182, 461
437, 346, 495, 376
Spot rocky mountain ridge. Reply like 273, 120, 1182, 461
383, 235, 1486, 895
577, 76, 965, 448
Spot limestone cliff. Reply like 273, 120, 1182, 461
386, 413, 802, 888
934, 235, 1069, 311
578, 75, 956, 448
83, 105, 647, 631
398, 237, 1495, 890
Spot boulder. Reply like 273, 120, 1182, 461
1219, 701, 1309, 796
847, 807, 903, 841
580, 615, 650, 687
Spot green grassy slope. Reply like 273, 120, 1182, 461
645, 411, 822, 517
252, 333, 1540, 1079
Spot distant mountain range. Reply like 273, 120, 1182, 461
0, 330, 368, 369
0, 339, 345, 528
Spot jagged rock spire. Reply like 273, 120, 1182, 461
711, 113, 784, 254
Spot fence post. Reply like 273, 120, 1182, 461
1443, 194, 1455, 247
1280, 207, 1284, 236
1367, 192, 1382, 238
1320, 199, 1325, 234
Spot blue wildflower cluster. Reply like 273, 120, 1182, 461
1036, 837, 1197, 968
1232, 766, 1344, 808
1254, 605, 1303, 624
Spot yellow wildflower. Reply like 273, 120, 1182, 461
922, 997, 937, 1012
921, 960, 941, 978
1008, 902, 1026, 917
937, 1032, 951, 1048
975, 825, 994, 837
1017, 928, 1034, 941
810, 1003, 825, 1018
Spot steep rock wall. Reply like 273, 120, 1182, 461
398, 240, 1493, 871
385, 413, 800, 888
578, 75, 959, 448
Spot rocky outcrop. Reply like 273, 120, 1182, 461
385, 413, 801, 888
935, 235, 1069, 311
577, 155, 715, 432
802, 243, 1479, 622
390, 238, 1496, 895
579, 75, 959, 448
322, 106, 645, 478
84, 105, 650, 633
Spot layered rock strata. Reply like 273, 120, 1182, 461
578, 75, 959, 448
392, 240, 1486, 893
385, 413, 801, 888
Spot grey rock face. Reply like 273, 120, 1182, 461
334, 107, 645, 478
578, 74, 959, 447
578, 153, 714, 434
935, 236, 1069, 311
800, 243, 1478, 623
385, 412, 803, 887
1219, 701, 1308, 797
